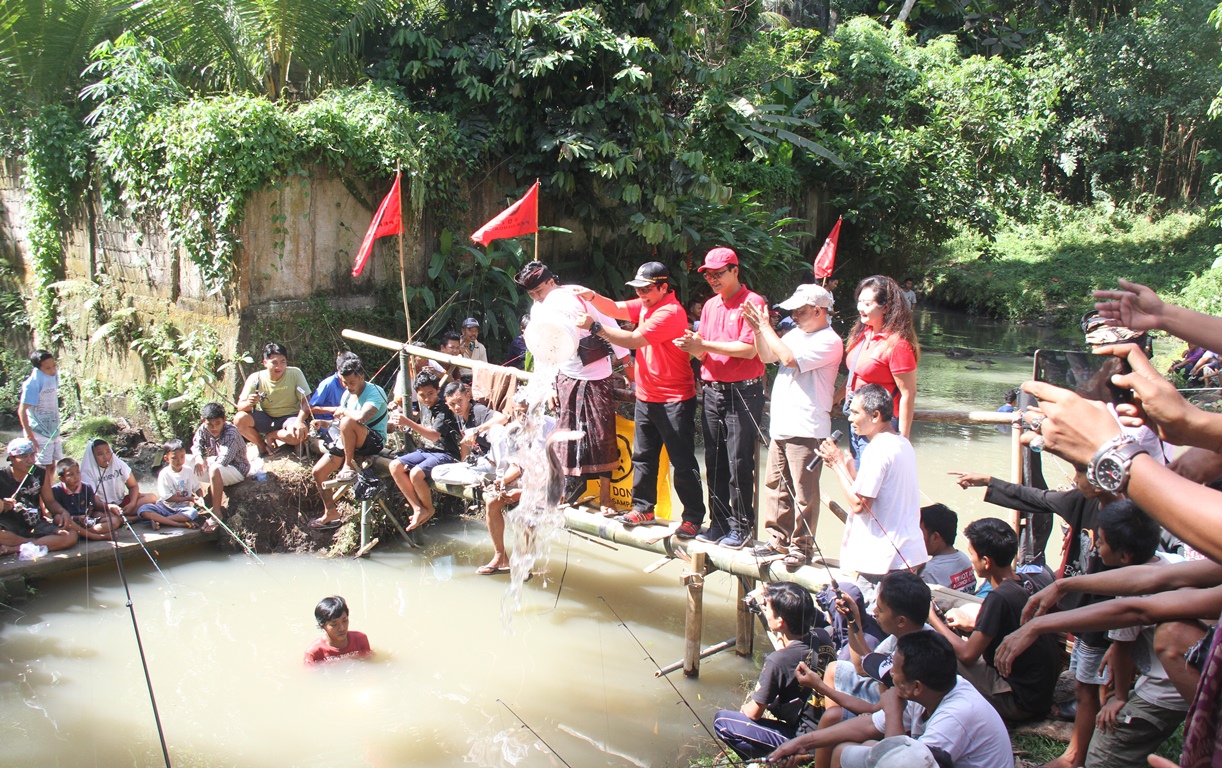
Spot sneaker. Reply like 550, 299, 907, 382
718, 531, 749, 550
696, 526, 728, 544
618, 509, 658, 526
674, 521, 699, 539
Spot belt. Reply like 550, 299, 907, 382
704, 377, 764, 392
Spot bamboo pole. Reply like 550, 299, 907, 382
396, 163, 413, 345
683, 550, 707, 678
341, 329, 534, 382
912, 409, 1016, 424
1010, 420, 1023, 534
736, 575, 755, 658
656, 638, 737, 677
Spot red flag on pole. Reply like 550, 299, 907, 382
813, 216, 842, 280
471, 182, 539, 246
352, 172, 403, 277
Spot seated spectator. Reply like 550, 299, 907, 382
927, 518, 1058, 723
457, 317, 488, 380
309, 356, 389, 530
81, 438, 156, 521
768, 631, 1014, 768
504, 314, 531, 370
191, 402, 250, 532
304, 595, 372, 665
818, 384, 926, 610
309, 351, 359, 423
919, 504, 976, 595
713, 582, 835, 760
0, 438, 77, 554
234, 342, 311, 457
807, 572, 933, 724
137, 440, 202, 530
389, 372, 462, 531
434, 330, 464, 385
46, 457, 122, 541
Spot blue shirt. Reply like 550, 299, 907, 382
21, 369, 59, 437
310, 374, 346, 409
341, 382, 389, 439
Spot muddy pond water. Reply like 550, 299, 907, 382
1, 308, 1094, 767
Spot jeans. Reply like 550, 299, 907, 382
631, 397, 706, 524
702, 382, 765, 536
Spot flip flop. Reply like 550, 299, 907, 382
476, 564, 511, 575
308, 518, 343, 531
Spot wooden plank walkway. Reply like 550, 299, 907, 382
0, 526, 218, 588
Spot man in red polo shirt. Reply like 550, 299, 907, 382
675, 248, 768, 549
575, 262, 706, 535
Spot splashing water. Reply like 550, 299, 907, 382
500, 363, 582, 627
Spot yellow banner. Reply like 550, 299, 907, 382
584, 414, 672, 519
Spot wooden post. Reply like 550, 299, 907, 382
736, 575, 755, 658
683, 551, 707, 677
1010, 416, 1023, 534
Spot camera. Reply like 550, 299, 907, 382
742, 586, 767, 616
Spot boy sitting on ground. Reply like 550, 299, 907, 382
304, 595, 372, 665
919, 504, 976, 595
192, 402, 250, 532
927, 517, 1059, 723
0, 438, 78, 555
46, 457, 123, 541
713, 582, 836, 761
81, 438, 156, 521
768, 631, 1014, 768
137, 440, 202, 530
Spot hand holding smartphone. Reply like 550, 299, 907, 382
1033, 349, 1133, 405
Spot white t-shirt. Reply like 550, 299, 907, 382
901, 289, 917, 308
871, 677, 1014, 768
1107, 551, 1189, 712
844, 431, 926, 574
156, 459, 202, 513
769, 326, 843, 440
82, 456, 133, 507
536, 287, 627, 380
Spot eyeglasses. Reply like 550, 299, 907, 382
703, 268, 731, 281
634, 284, 660, 295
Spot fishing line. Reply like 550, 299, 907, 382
598, 596, 744, 764
543, 531, 573, 613
119, 517, 177, 595
411, 290, 461, 344
496, 698, 573, 768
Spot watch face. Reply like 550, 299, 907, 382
1095, 456, 1125, 492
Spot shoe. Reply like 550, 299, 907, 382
718, 531, 749, 550
696, 526, 728, 544
753, 542, 787, 558
618, 509, 658, 526
674, 521, 699, 539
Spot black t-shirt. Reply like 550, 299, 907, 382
459, 403, 497, 454
414, 402, 462, 457
976, 577, 1059, 715
53, 482, 97, 517
752, 628, 835, 734
0, 466, 47, 534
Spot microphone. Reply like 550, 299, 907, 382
806, 430, 843, 472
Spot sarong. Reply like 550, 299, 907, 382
1181, 609, 1222, 767
554, 373, 617, 477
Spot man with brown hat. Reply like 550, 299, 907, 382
575, 262, 706, 533
674, 247, 768, 549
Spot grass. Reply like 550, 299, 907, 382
926, 204, 1221, 327
1013, 722, 1184, 764
62, 415, 120, 459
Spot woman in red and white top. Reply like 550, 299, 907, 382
842, 275, 920, 458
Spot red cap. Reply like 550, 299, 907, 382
697, 247, 738, 272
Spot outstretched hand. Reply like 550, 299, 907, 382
994, 625, 1035, 677
1021, 582, 1062, 624
1020, 380, 1121, 467
948, 471, 990, 489
1093, 279, 1165, 333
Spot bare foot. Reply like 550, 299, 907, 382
0, 544, 19, 556
600, 504, 619, 517
150, 520, 161, 531
200, 518, 219, 533
1041, 755, 1081, 768
407, 506, 434, 531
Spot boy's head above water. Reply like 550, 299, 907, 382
315, 595, 350, 647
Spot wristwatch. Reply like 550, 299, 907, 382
589, 321, 603, 335
1087, 435, 1148, 493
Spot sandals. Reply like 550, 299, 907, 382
476, 564, 511, 575
334, 468, 358, 482
783, 550, 809, 570
308, 517, 343, 531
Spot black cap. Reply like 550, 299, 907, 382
514, 261, 554, 291
862, 652, 894, 687
626, 261, 670, 288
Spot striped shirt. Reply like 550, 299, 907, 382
192, 422, 250, 477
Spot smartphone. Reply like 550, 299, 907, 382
1033, 349, 1133, 404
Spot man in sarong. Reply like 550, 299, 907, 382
514, 261, 627, 516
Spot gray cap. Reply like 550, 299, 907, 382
777, 284, 834, 311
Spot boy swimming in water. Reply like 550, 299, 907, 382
304, 595, 372, 665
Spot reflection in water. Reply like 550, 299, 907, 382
0, 307, 1083, 766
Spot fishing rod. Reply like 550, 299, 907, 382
5, 421, 63, 500
91, 461, 176, 592
597, 597, 744, 764
200, 505, 265, 565
496, 698, 573, 768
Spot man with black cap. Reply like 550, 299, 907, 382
514, 261, 628, 515
456, 317, 488, 380
675, 247, 769, 549
575, 262, 706, 533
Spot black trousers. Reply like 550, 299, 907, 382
702, 382, 765, 535
631, 397, 706, 524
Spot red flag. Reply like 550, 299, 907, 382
352, 172, 402, 277
813, 216, 842, 279
471, 182, 539, 246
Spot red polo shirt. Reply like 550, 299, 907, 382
845, 329, 917, 412
624, 292, 697, 403
698, 285, 767, 383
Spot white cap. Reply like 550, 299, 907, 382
840, 736, 937, 768
776, 284, 834, 311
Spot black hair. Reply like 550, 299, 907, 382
263, 342, 288, 360
877, 571, 932, 626
1098, 499, 1160, 564
201, 401, 227, 421
920, 503, 959, 547
29, 349, 54, 368
338, 356, 366, 378
853, 383, 894, 422
162, 439, 184, 453
895, 631, 957, 693
964, 517, 1018, 568
442, 381, 470, 400
439, 330, 461, 347
90, 439, 111, 455
336, 350, 358, 369
413, 370, 440, 391
764, 582, 817, 635
929, 745, 955, 768
56, 457, 78, 476
315, 595, 348, 627
1004, 387, 1019, 405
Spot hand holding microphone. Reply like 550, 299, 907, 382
806, 430, 843, 472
